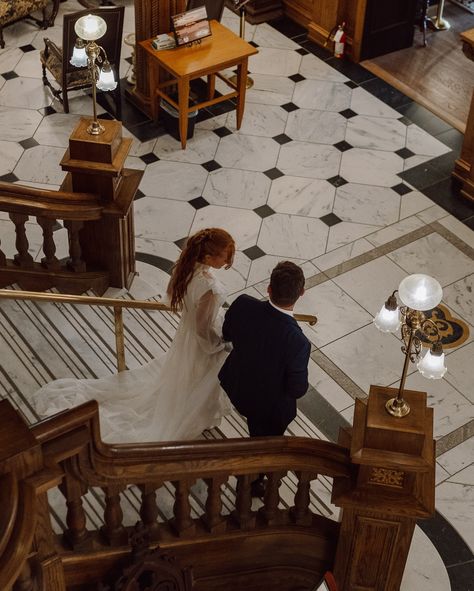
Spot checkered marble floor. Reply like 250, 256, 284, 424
0, 1, 474, 589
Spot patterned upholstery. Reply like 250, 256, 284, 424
0, 0, 59, 48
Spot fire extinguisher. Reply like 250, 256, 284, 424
333, 22, 346, 58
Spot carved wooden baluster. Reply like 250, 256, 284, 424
58, 469, 88, 548
202, 476, 226, 533
63, 220, 86, 272
171, 479, 196, 537
37, 216, 60, 270
139, 482, 161, 537
101, 484, 127, 545
260, 471, 286, 526
13, 557, 34, 591
233, 474, 255, 530
9, 213, 34, 267
291, 471, 314, 526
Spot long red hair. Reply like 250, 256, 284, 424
167, 228, 235, 312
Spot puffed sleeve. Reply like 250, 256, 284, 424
194, 271, 227, 355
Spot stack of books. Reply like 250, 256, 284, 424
152, 34, 176, 51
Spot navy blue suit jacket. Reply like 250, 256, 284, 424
218, 295, 311, 430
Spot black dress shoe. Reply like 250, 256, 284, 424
250, 478, 266, 498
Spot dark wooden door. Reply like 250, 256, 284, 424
360, 0, 418, 60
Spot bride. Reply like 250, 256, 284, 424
31, 228, 235, 443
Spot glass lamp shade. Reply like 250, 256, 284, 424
96, 61, 117, 91
74, 14, 107, 41
417, 349, 447, 379
398, 274, 442, 311
70, 43, 88, 67
373, 304, 401, 333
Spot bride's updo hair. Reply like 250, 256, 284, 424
167, 228, 235, 312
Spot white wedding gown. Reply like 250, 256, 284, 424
31, 264, 232, 443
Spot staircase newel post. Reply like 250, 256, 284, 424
331, 385, 435, 591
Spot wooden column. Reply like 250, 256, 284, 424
453, 28, 474, 204
60, 119, 143, 289
332, 385, 435, 591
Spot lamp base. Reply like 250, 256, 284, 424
87, 120, 106, 135
429, 16, 450, 30
227, 73, 254, 89
385, 396, 411, 418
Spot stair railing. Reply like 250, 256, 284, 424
0, 288, 317, 372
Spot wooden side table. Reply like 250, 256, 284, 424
139, 20, 258, 148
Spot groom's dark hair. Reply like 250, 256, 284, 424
269, 261, 305, 307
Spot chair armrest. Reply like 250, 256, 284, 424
43, 37, 62, 61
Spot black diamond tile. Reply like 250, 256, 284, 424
333, 140, 353, 152
140, 152, 159, 164
2, 71, 18, 80
134, 189, 145, 200
344, 81, 358, 89
52, 221, 63, 231
281, 102, 299, 113
249, 40, 259, 48
213, 126, 232, 138
391, 183, 412, 196
202, 160, 221, 172
174, 236, 188, 250
253, 204, 275, 219
326, 175, 348, 188
189, 196, 209, 210
40, 106, 57, 116
339, 108, 357, 119
296, 48, 309, 55
398, 116, 412, 126
19, 44, 36, 53
243, 245, 266, 261
319, 213, 342, 227
125, 56, 133, 64
0, 173, 18, 183
289, 73, 305, 83
19, 137, 39, 150
264, 167, 284, 180
395, 147, 415, 159
272, 133, 292, 145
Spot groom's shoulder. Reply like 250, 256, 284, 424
230, 294, 262, 311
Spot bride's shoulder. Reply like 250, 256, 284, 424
193, 265, 226, 296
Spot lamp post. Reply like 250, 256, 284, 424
70, 14, 117, 135
228, 0, 254, 89
373, 274, 447, 418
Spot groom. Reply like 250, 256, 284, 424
218, 260, 311, 442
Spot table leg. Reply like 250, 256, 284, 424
235, 58, 248, 130
207, 73, 216, 100
178, 76, 190, 149
148, 55, 158, 121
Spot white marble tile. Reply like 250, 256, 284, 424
215, 134, 280, 172
308, 359, 355, 412
438, 438, 474, 476
15, 49, 43, 79
0, 217, 43, 260
226, 103, 287, 137
258, 213, 328, 259
340, 148, 403, 187
436, 462, 450, 485
326, 221, 381, 252
134, 260, 171, 299
333, 183, 400, 226
406, 124, 451, 157
436, 482, 474, 552
403, 153, 432, 170
52, 93, 105, 117
2, 21, 37, 48
299, 54, 348, 82
125, 156, 146, 171
285, 109, 346, 144
438, 215, 474, 250
350, 87, 401, 118
447, 464, 474, 485
277, 141, 341, 179
33, 113, 82, 147
202, 168, 270, 209
134, 197, 194, 242
442, 273, 474, 326
365, 215, 426, 247
194, 113, 228, 130
221, 15, 256, 41
245, 255, 316, 288
214, 251, 251, 295
333, 256, 407, 316
312, 238, 374, 271
0, 77, 51, 109
134, 237, 181, 265
0, 47, 24, 73
399, 190, 434, 219
224, 286, 263, 305
0, 107, 41, 142
252, 23, 300, 49
139, 160, 208, 200
248, 47, 301, 77
416, 204, 449, 224
0, 140, 23, 175
293, 79, 351, 111
443, 341, 474, 403
345, 115, 406, 151
387, 234, 474, 287
245, 73, 295, 106
267, 176, 335, 217
13, 141, 65, 184
190, 205, 261, 251
153, 129, 220, 164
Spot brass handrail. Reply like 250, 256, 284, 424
0, 289, 317, 371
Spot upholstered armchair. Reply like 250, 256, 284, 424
0, 0, 59, 48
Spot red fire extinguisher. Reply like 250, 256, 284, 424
333, 22, 346, 58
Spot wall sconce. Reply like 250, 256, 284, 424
373, 274, 446, 418
70, 14, 117, 135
